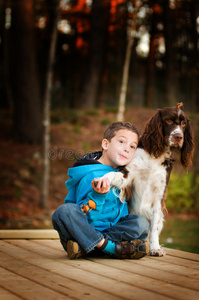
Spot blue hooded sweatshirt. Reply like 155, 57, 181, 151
64, 151, 128, 231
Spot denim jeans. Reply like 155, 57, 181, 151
52, 203, 149, 254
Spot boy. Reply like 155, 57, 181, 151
52, 122, 149, 259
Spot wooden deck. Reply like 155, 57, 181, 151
0, 230, 199, 300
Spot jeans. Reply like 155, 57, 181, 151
52, 203, 149, 254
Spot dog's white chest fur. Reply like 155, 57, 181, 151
127, 149, 167, 219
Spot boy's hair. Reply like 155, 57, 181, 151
103, 122, 139, 141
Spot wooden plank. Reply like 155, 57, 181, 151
0, 240, 171, 300
35, 238, 64, 251
0, 251, 120, 300
0, 229, 59, 239
0, 287, 22, 300
27, 240, 199, 300
1, 240, 171, 300
163, 247, 199, 262
4, 240, 199, 300
34, 239, 199, 279
35, 239, 199, 291
132, 255, 199, 279
1, 237, 198, 300
0, 267, 70, 300
86, 257, 199, 292
148, 253, 199, 270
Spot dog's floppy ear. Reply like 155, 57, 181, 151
181, 118, 194, 169
142, 110, 165, 158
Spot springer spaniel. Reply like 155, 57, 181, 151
96, 103, 194, 256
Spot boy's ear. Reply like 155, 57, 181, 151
101, 139, 109, 150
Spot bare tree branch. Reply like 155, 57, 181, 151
40, 1, 60, 208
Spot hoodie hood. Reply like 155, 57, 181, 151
73, 151, 102, 167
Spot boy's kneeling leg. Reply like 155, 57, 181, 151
52, 203, 104, 257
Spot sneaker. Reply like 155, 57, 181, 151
66, 240, 85, 260
114, 240, 149, 259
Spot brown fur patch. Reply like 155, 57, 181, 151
120, 166, 129, 178
123, 186, 133, 202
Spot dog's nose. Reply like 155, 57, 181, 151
174, 133, 183, 141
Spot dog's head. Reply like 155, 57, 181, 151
141, 103, 194, 168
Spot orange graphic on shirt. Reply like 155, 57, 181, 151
81, 200, 96, 215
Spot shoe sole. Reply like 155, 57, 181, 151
132, 241, 149, 259
67, 241, 83, 260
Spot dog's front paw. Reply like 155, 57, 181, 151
93, 177, 101, 187
150, 247, 166, 256
93, 177, 106, 188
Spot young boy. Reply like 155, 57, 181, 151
52, 122, 149, 259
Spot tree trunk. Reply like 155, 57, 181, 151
144, 33, 155, 108
164, 1, 178, 107
40, 1, 60, 209
0, 0, 12, 109
11, 0, 42, 143
117, 37, 133, 121
117, 4, 139, 121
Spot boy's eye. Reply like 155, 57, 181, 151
166, 119, 173, 125
131, 145, 135, 149
119, 140, 124, 143
181, 120, 186, 127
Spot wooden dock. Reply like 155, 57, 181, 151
0, 230, 199, 300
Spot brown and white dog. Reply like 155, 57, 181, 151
96, 103, 194, 256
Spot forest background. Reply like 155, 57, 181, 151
0, 0, 199, 253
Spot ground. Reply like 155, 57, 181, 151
0, 106, 198, 230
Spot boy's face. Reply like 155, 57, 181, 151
101, 129, 138, 168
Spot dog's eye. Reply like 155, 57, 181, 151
166, 119, 173, 125
181, 120, 186, 127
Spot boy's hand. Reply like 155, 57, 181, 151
92, 178, 110, 194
